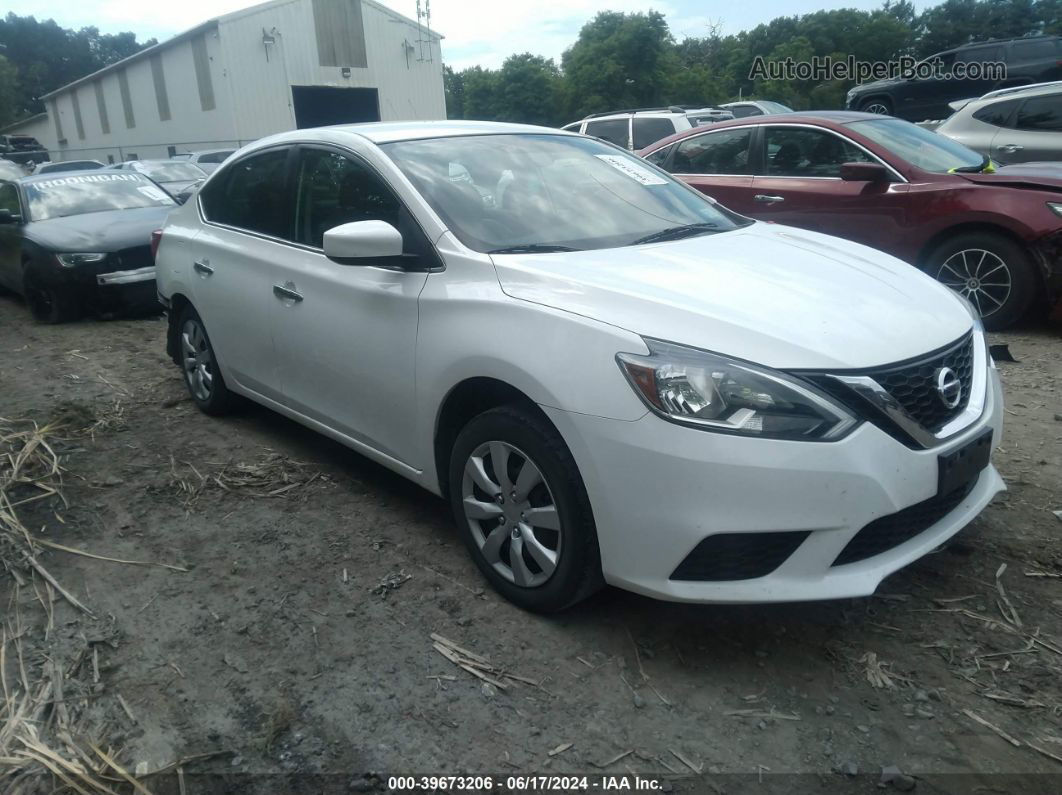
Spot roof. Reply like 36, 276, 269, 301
276, 120, 571, 145
41, 0, 442, 101
0, 113, 48, 134
978, 80, 1062, 102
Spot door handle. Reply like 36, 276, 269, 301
272, 283, 303, 302
193, 259, 214, 276
754, 194, 785, 203
998, 143, 1024, 153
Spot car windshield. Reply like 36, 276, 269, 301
759, 101, 793, 113
132, 161, 206, 181
24, 173, 176, 221
382, 133, 747, 252
847, 118, 986, 172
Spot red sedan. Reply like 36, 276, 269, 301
639, 111, 1062, 329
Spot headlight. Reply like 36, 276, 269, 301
56, 252, 108, 267
617, 339, 858, 441
1047, 202, 1062, 217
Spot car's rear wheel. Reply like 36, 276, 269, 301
23, 268, 81, 324
859, 97, 892, 115
178, 304, 237, 415
925, 232, 1037, 330
448, 405, 602, 612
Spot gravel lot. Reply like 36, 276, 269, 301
1, 292, 1060, 793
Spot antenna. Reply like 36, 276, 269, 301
416, 0, 433, 63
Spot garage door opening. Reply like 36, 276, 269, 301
292, 86, 380, 129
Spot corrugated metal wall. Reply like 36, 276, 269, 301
16, 0, 445, 164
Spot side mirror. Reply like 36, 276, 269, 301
840, 162, 890, 182
0, 209, 21, 225
323, 220, 404, 265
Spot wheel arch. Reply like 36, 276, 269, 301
433, 377, 556, 498
917, 223, 1046, 283
165, 292, 193, 365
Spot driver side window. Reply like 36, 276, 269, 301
764, 127, 872, 178
294, 149, 401, 249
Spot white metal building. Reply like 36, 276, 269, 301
3, 0, 444, 163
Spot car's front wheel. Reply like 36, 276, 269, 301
859, 97, 893, 115
924, 232, 1037, 330
448, 405, 602, 612
23, 266, 80, 324
177, 305, 237, 415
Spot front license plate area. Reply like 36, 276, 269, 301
938, 430, 993, 496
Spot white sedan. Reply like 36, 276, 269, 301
154, 121, 1004, 612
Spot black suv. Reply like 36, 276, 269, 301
0, 135, 48, 166
845, 35, 1062, 122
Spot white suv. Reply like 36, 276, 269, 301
156, 121, 1004, 612
562, 108, 695, 150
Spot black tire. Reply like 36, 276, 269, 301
177, 304, 238, 415
924, 232, 1038, 330
859, 96, 893, 115
448, 404, 603, 613
23, 268, 81, 324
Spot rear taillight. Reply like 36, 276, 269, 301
150, 229, 163, 262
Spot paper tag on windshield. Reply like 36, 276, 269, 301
137, 185, 169, 202
594, 154, 668, 185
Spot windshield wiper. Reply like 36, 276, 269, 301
630, 222, 721, 246
487, 244, 582, 254
952, 154, 991, 174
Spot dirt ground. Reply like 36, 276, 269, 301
1, 291, 1061, 794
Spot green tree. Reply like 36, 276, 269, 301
494, 53, 562, 125
0, 55, 19, 128
444, 65, 464, 118
561, 11, 675, 119
460, 66, 500, 120
0, 13, 155, 120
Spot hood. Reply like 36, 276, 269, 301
25, 206, 174, 252
983, 163, 1062, 190
158, 179, 202, 194
491, 223, 972, 370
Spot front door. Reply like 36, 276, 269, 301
664, 126, 757, 215
271, 146, 428, 466
748, 126, 909, 253
0, 183, 24, 291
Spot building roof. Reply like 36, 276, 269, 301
0, 113, 49, 134
41, 0, 442, 101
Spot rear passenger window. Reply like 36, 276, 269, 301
584, 119, 629, 148
632, 118, 677, 150
972, 99, 1019, 128
201, 148, 291, 238
670, 129, 752, 175
1011, 39, 1058, 60
1016, 95, 1062, 131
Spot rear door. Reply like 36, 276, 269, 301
662, 126, 757, 214
191, 146, 295, 402
748, 125, 909, 251
584, 118, 631, 149
993, 93, 1062, 163
631, 117, 678, 151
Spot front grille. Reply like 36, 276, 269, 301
862, 334, 974, 432
114, 245, 153, 270
670, 531, 810, 582
831, 476, 979, 566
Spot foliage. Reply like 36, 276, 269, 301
0, 13, 156, 124
445, 0, 1061, 123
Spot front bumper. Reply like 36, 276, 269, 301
543, 367, 1004, 603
